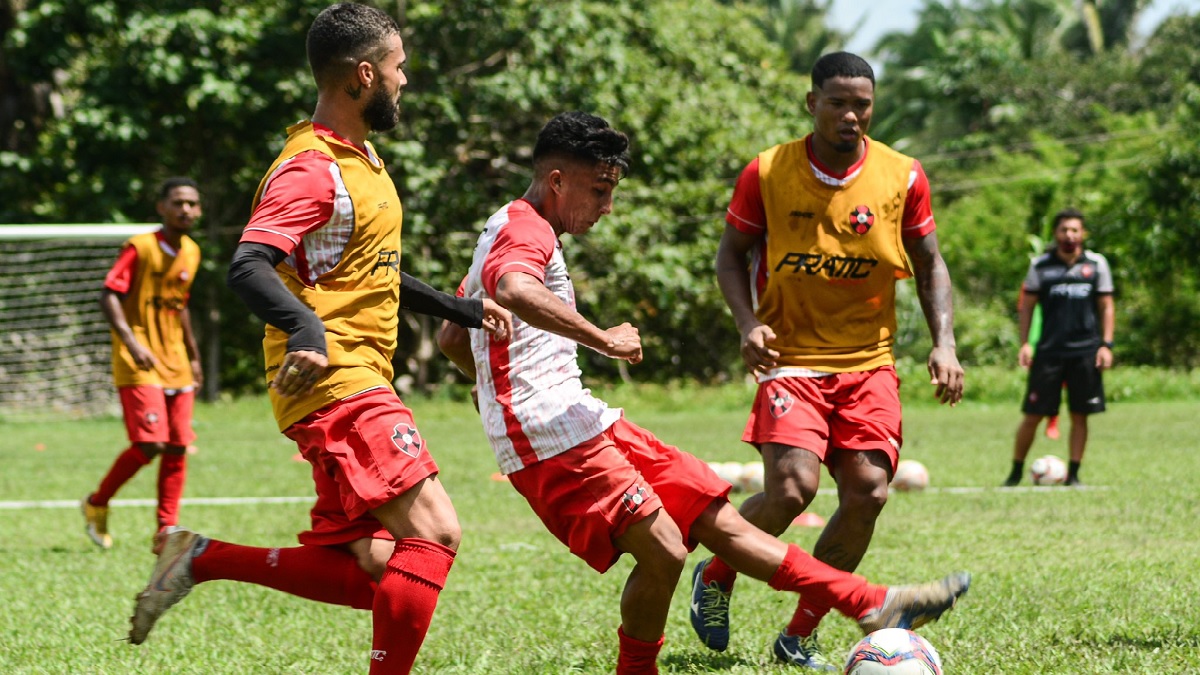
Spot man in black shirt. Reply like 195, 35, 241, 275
1005, 208, 1114, 486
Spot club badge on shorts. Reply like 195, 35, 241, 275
622, 485, 648, 514
391, 423, 424, 458
768, 388, 793, 419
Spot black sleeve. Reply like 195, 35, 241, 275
400, 272, 483, 328
226, 242, 328, 356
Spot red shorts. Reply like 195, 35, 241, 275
507, 416, 730, 573
744, 367, 902, 470
119, 386, 196, 446
285, 388, 439, 534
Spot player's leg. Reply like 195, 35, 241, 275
1063, 355, 1105, 486
129, 533, 381, 645
693, 377, 828, 650
690, 498, 970, 633
153, 389, 197, 543
1009, 355, 1063, 485
507, 422, 675, 674
613, 510, 687, 675
84, 386, 167, 548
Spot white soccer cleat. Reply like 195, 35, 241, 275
128, 527, 206, 645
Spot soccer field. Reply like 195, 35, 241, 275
2, 389, 1198, 674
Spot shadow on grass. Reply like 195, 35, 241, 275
661, 651, 764, 671
1055, 628, 1200, 650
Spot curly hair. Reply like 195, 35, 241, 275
306, 3, 400, 86
533, 111, 630, 176
811, 51, 875, 89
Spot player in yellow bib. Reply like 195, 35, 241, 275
82, 177, 203, 550
691, 52, 965, 669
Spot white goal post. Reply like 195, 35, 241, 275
0, 224, 159, 421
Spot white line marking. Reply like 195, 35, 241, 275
0, 496, 313, 510
0, 484, 1108, 511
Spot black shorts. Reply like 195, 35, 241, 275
1022, 352, 1105, 416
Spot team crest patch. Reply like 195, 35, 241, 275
768, 389, 793, 418
1080, 265, 1094, 278
622, 485, 649, 514
850, 205, 874, 234
391, 423, 424, 458
145, 412, 159, 425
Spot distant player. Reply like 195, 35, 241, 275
1005, 208, 1114, 487
694, 51, 964, 668
440, 111, 969, 675
82, 176, 203, 550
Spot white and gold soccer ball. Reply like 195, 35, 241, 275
890, 460, 929, 492
737, 462, 765, 493
844, 628, 942, 674
1030, 455, 1067, 485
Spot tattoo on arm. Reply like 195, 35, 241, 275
907, 234, 956, 348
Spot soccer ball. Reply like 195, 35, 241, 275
707, 461, 746, 488
890, 460, 929, 492
1030, 455, 1067, 485
844, 628, 942, 674
738, 462, 764, 493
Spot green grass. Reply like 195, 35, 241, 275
3, 385, 1199, 674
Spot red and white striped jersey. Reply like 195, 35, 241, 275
463, 199, 621, 474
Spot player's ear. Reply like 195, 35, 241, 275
356, 60, 375, 88
805, 90, 816, 116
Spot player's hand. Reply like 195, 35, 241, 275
191, 359, 204, 389
927, 345, 964, 406
480, 298, 512, 341
603, 323, 643, 364
740, 324, 779, 375
128, 342, 158, 371
271, 350, 329, 397
1096, 345, 1113, 370
1018, 343, 1034, 369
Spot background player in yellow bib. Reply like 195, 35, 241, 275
82, 177, 203, 550
691, 52, 965, 669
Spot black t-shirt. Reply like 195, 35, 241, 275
1023, 248, 1114, 357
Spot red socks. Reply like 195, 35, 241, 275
768, 544, 886, 621
617, 625, 663, 675
92, 446, 151, 505
190, 540, 377, 610
370, 538, 456, 674
703, 556, 738, 589
786, 598, 832, 637
156, 451, 187, 528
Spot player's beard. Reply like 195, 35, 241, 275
363, 86, 400, 132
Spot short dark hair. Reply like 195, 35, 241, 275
157, 177, 199, 201
306, 3, 400, 86
532, 111, 630, 176
811, 51, 875, 89
1053, 207, 1086, 228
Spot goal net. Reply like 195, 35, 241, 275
0, 224, 159, 421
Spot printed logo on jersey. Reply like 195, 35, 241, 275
774, 252, 878, 279
370, 650, 386, 662
179, 270, 190, 282
622, 485, 649, 514
768, 389, 793, 419
391, 423, 424, 458
1080, 264, 1094, 278
373, 249, 399, 275
145, 412, 160, 425
850, 205, 874, 234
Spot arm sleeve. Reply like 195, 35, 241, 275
901, 160, 936, 238
240, 151, 337, 255
103, 245, 139, 294
1095, 255, 1114, 294
400, 272, 483, 328
226, 242, 328, 355
1023, 261, 1041, 293
725, 158, 766, 234
480, 216, 555, 298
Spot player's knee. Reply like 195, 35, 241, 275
763, 485, 813, 520
136, 442, 166, 458
841, 482, 889, 517
356, 546, 390, 582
